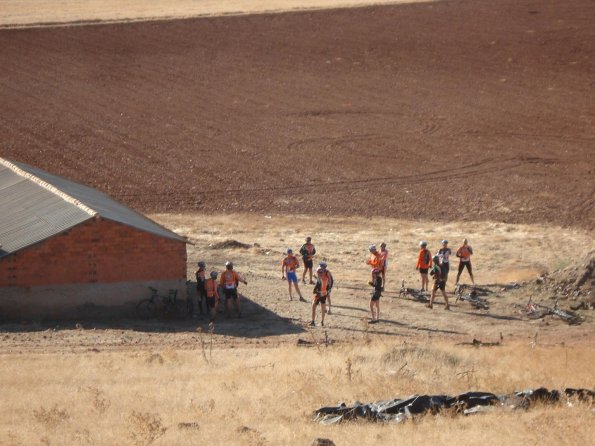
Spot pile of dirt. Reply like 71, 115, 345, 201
536, 252, 594, 304
209, 240, 253, 250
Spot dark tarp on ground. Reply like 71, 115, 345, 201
314, 388, 594, 424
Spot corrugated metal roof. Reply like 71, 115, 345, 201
0, 158, 186, 258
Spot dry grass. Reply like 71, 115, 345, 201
1, 341, 593, 445
0, 0, 433, 27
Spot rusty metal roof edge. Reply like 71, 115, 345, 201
0, 158, 97, 217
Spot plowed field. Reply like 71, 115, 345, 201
0, 0, 593, 228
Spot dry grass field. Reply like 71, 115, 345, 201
1, 342, 594, 445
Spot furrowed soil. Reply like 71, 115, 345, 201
0, 0, 593, 228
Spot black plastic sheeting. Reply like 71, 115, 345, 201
314, 388, 594, 424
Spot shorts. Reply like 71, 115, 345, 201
206, 297, 217, 309
313, 294, 327, 305
286, 271, 298, 283
224, 288, 238, 300
303, 259, 313, 269
433, 280, 446, 291
371, 290, 381, 301
441, 263, 450, 275
419, 268, 429, 274
458, 261, 472, 274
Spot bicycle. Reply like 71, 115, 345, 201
515, 297, 583, 325
454, 284, 489, 310
136, 286, 184, 319
398, 280, 428, 303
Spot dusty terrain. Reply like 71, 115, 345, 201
0, 0, 593, 228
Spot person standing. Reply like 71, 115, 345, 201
310, 264, 332, 327
455, 238, 475, 285
366, 244, 382, 272
220, 261, 248, 318
300, 236, 317, 285
379, 242, 389, 289
204, 271, 220, 323
316, 262, 334, 314
437, 240, 452, 284
194, 261, 207, 317
281, 248, 305, 301
416, 241, 432, 292
368, 267, 383, 323
428, 255, 450, 310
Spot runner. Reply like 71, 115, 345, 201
455, 238, 475, 285
194, 261, 207, 317
416, 241, 432, 292
437, 240, 452, 284
379, 242, 389, 289
204, 271, 220, 323
316, 262, 334, 314
300, 236, 316, 285
281, 248, 305, 302
427, 255, 450, 310
220, 261, 248, 318
368, 267, 383, 323
310, 263, 332, 327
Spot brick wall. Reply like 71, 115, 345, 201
0, 216, 187, 287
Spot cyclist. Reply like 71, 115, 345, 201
220, 261, 248, 318
310, 263, 332, 327
194, 261, 207, 317
205, 271, 220, 323
316, 262, 334, 314
281, 248, 305, 302
300, 236, 316, 285
455, 238, 475, 285
368, 267, 383, 323
428, 255, 450, 310
437, 240, 452, 283
367, 244, 382, 272
416, 241, 432, 292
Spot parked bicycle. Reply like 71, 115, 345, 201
136, 286, 186, 319
515, 297, 583, 325
398, 280, 428, 303
454, 284, 489, 310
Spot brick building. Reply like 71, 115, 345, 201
0, 158, 187, 319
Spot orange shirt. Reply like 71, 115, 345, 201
367, 252, 382, 270
205, 278, 219, 299
416, 248, 432, 269
457, 245, 473, 262
282, 255, 299, 272
220, 270, 240, 289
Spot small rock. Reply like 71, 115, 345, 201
311, 439, 336, 446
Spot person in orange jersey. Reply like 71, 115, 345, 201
281, 248, 305, 302
300, 236, 317, 285
220, 261, 248, 318
378, 242, 389, 289
366, 244, 382, 272
204, 271, 220, 323
316, 262, 334, 314
416, 241, 432, 292
310, 263, 332, 327
455, 238, 475, 285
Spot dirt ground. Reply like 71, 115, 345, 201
1, 214, 593, 354
0, 0, 593, 229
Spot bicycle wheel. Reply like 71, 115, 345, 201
136, 299, 156, 319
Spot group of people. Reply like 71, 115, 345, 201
416, 238, 475, 310
281, 237, 334, 327
193, 260, 248, 322
193, 236, 475, 326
